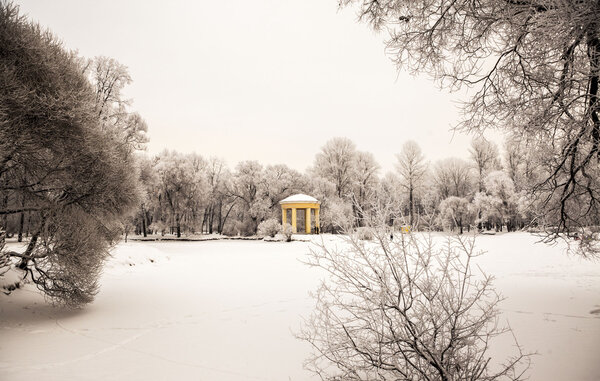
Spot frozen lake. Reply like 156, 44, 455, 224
1, 233, 599, 380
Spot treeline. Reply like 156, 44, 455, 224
122, 135, 544, 238
0, 34, 547, 242
0, 3, 559, 245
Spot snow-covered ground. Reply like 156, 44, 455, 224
0, 233, 599, 381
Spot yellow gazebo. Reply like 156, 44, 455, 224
280, 194, 321, 234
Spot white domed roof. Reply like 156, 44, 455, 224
279, 193, 319, 204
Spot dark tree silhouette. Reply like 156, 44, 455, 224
0, 3, 140, 306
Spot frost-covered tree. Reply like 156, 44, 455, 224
485, 171, 522, 231
439, 196, 473, 234
214, 169, 237, 235
184, 153, 209, 232
227, 161, 267, 235
469, 137, 501, 193
485, 171, 515, 203
469, 138, 504, 230
203, 157, 235, 234
261, 164, 308, 214
312, 137, 357, 199
377, 172, 404, 225
312, 138, 384, 227
472, 192, 503, 231
135, 155, 159, 237
320, 197, 354, 233
300, 229, 529, 380
83, 56, 148, 151
352, 151, 380, 226
0, 3, 140, 306
432, 158, 474, 200
395, 140, 428, 227
153, 151, 206, 237
503, 138, 527, 192
341, 0, 600, 253
307, 176, 341, 232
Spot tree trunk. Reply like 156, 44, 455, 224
252, 216, 258, 235
208, 204, 214, 234
220, 202, 235, 234
217, 200, 223, 234
202, 208, 209, 234
1, 192, 7, 230
141, 205, 147, 237
587, 27, 600, 157
26, 212, 31, 237
17, 212, 24, 242
16, 216, 45, 270
409, 181, 414, 227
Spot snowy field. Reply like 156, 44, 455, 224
1, 233, 599, 381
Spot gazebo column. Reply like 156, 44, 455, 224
305, 208, 312, 234
282, 207, 287, 226
315, 207, 320, 234
291, 208, 297, 233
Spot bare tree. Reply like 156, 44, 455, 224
471, 171, 522, 232
261, 164, 308, 211
84, 56, 148, 151
352, 151, 381, 226
153, 151, 206, 237
227, 161, 267, 235
470, 137, 501, 193
341, 0, 600, 254
213, 168, 237, 235
312, 137, 357, 199
502, 138, 528, 193
439, 196, 473, 234
396, 140, 428, 228
300, 228, 529, 380
203, 157, 226, 234
378, 172, 403, 211
136, 155, 158, 237
433, 158, 474, 200
469, 137, 501, 229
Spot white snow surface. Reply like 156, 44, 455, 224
0, 232, 599, 381
279, 194, 319, 204
0, 267, 23, 289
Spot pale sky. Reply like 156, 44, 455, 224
18, 0, 499, 173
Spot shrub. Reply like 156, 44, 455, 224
258, 218, 282, 238
148, 221, 168, 236
299, 229, 529, 380
354, 226, 374, 241
282, 223, 293, 242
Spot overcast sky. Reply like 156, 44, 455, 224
18, 0, 501, 173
